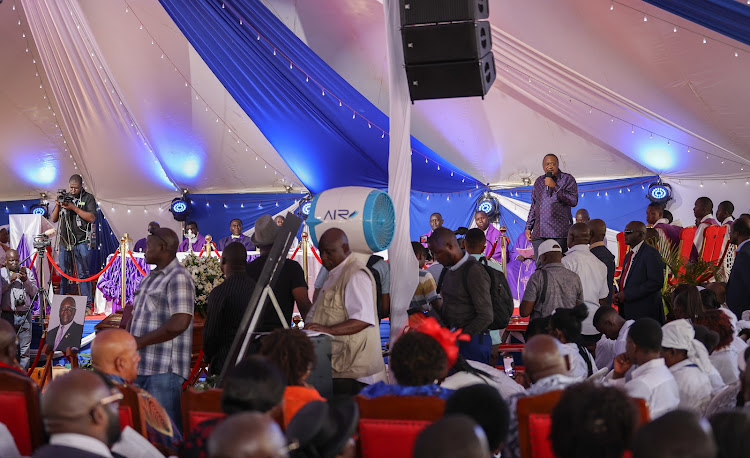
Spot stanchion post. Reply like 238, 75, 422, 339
499, 226, 508, 273
120, 234, 131, 310
301, 231, 309, 282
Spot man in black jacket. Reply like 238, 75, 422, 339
613, 221, 665, 323
726, 217, 750, 318
428, 227, 492, 364
588, 219, 615, 305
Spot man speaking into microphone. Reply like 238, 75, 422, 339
525, 154, 578, 258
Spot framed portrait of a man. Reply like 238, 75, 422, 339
47, 295, 86, 352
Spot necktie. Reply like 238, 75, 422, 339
620, 251, 633, 288
54, 325, 65, 350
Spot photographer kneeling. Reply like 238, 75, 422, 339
51, 174, 97, 313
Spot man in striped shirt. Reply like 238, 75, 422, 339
129, 227, 195, 432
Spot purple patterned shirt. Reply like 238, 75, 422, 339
525, 170, 578, 239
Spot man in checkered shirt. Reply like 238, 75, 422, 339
129, 227, 195, 432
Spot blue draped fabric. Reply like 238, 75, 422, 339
0, 199, 42, 226
91, 209, 120, 272
495, 175, 658, 233
158, 0, 481, 195
410, 190, 482, 241
185, 192, 305, 242
643, 0, 750, 48
359, 381, 455, 400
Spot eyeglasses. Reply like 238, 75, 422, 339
623, 230, 644, 235
95, 392, 124, 409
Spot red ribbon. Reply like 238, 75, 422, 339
46, 250, 119, 283
182, 349, 205, 391
127, 251, 148, 277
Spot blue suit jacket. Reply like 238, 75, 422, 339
727, 241, 750, 318
619, 243, 665, 323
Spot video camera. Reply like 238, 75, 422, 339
57, 188, 76, 204
33, 234, 52, 251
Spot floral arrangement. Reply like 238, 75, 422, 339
181, 254, 224, 317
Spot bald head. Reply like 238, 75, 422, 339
207, 412, 287, 458
91, 329, 140, 382
222, 241, 248, 273
567, 222, 591, 248
5, 249, 20, 272
414, 415, 490, 458
42, 369, 122, 445
588, 219, 607, 243
146, 227, 180, 267
151, 227, 179, 253
318, 228, 350, 271
522, 335, 567, 382
624, 221, 646, 247
575, 209, 590, 224
428, 227, 464, 267
0, 319, 18, 366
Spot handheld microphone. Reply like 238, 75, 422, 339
545, 171, 553, 193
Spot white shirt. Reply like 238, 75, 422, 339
595, 319, 633, 370
608, 358, 680, 419
694, 214, 718, 254
669, 359, 712, 413
49, 433, 112, 457
441, 360, 526, 399
710, 346, 740, 385
559, 342, 597, 380
621, 241, 644, 288
561, 244, 610, 335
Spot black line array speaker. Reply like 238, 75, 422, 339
403, 21, 492, 65
405, 52, 496, 101
400, 0, 489, 26
400, 0, 494, 101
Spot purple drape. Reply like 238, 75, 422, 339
97, 255, 151, 312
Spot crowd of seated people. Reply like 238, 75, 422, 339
2, 191, 750, 458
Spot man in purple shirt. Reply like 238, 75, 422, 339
421, 213, 443, 247
525, 154, 578, 259
134, 221, 160, 253
177, 221, 207, 253
474, 211, 508, 263
216, 219, 256, 251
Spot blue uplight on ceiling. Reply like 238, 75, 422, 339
161, 151, 203, 180
16, 161, 57, 186
639, 146, 676, 171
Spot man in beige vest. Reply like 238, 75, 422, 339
305, 228, 385, 395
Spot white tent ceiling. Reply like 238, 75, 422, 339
1, 0, 749, 236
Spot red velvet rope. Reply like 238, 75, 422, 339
127, 251, 148, 277
29, 252, 38, 268
46, 249, 119, 283
211, 242, 221, 259
309, 245, 323, 264
27, 335, 45, 376
289, 244, 301, 259
182, 349, 205, 391
197, 247, 204, 257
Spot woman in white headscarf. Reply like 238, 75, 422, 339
662, 319, 722, 413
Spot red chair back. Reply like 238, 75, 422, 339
359, 419, 430, 458
116, 384, 147, 436
616, 232, 627, 276
528, 414, 555, 458
701, 226, 727, 263
677, 227, 697, 273
355, 395, 445, 458
0, 370, 43, 455
181, 388, 225, 435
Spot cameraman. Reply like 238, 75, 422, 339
51, 174, 96, 312
1, 249, 38, 370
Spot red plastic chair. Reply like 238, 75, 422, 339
355, 395, 445, 458
678, 226, 697, 266
517, 390, 650, 458
359, 419, 431, 458
701, 226, 727, 263
117, 384, 147, 436
181, 388, 225, 435
0, 370, 43, 456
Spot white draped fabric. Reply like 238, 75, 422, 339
384, 0, 418, 342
